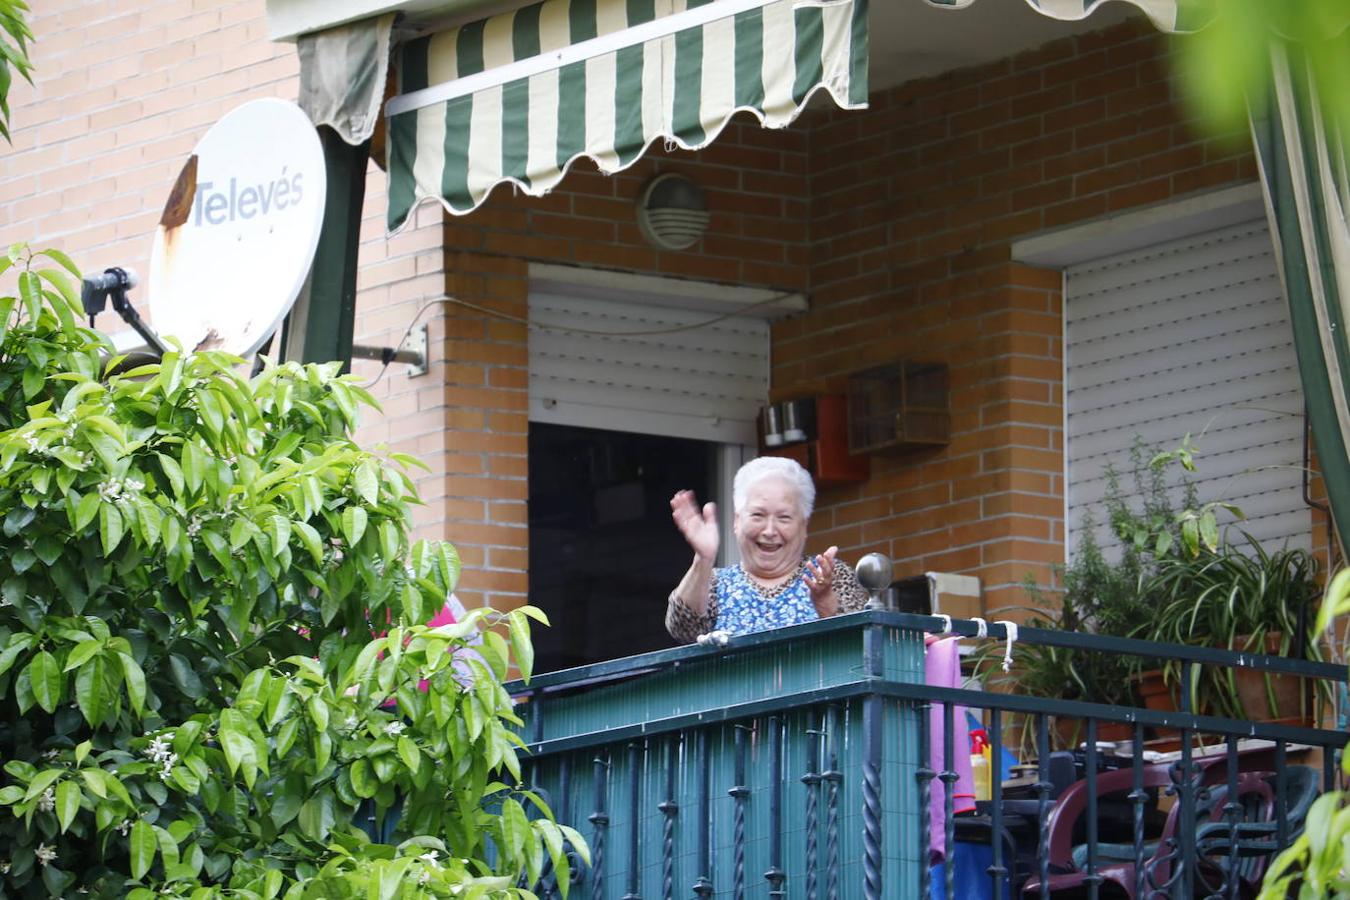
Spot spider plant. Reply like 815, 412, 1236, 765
1143, 532, 1323, 720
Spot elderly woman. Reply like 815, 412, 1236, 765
665, 457, 868, 642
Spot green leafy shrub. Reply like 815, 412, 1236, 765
0, 244, 583, 898
1257, 568, 1350, 898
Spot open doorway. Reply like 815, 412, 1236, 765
528, 422, 718, 673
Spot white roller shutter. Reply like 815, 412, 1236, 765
1065, 220, 1310, 557
529, 291, 769, 444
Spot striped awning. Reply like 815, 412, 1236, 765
385, 0, 868, 229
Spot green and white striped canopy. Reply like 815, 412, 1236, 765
385, 0, 868, 229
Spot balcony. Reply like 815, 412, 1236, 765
505, 611, 1349, 899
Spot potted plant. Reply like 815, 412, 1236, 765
975, 510, 1157, 751
1146, 534, 1323, 723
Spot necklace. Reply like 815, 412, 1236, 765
741, 562, 802, 593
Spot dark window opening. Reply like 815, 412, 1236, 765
528, 422, 716, 673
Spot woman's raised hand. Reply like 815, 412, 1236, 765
670, 490, 719, 561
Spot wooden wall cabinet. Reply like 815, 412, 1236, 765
846, 361, 950, 454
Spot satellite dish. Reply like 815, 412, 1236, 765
148, 98, 326, 358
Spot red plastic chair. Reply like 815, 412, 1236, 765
1021, 765, 1274, 898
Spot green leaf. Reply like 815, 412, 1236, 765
55, 780, 80, 832
169, 654, 204, 698
313, 730, 332, 771
21, 362, 43, 400
157, 454, 185, 498
354, 461, 379, 504
130, 819, 156, 880
38, 247, 80, 277
63, 639, 102, 672
341, 505, 367, 546
297, 790, 335, 842
293, 521, 323, 565
218, 709, 257, 781
75, 655, 107, 727
437, 543, 461, 591
181, 441, 204, 494
275, 718, 300, 758
27, 650, 61, 713
509, 611, 534, 682
307, 695, 329, 732
99, 502, 125, 555
78, 769, 108, 800
349, 759, 377, 799
0, 632, 32, 676
269, 778, 304, 829
268, 515, 291, 556
24, 769, 62, 803
1198, 510, 1220, 552
120, 652, 147, 716
397, 735, 420, 774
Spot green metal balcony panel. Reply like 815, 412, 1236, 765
527, 699, 923, 898
517, 620, 925, 744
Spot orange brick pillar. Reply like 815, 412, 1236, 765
970, 263, 1065, 614
436, 250, 531, 612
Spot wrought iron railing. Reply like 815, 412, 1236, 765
505, 611, 1349, 899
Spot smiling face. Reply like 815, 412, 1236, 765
734, 475, 808, 580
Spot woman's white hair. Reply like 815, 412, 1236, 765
732, 457, 816, 519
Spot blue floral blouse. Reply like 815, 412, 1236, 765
665, 558, 867, 643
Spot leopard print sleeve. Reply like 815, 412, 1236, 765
665, 584, 719, 644
832, 560, 869, 614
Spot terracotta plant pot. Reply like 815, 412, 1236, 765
1135, 668, 1176, 712
1053, 716, 1135, 749
1233, 631, 1311, 724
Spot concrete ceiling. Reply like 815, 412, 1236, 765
869, 0, 1138, 91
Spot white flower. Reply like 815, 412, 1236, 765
41, 749, 59, 763
116, 819, 131, 836
34, 844, 56, 867
0, 859, 9, 873
344, 715, 358, 731
37, 788, 55, 813
23, 432, 39, 452
384, 721, 406, 737
143, 733, 178, 779
419, 850, 439, 866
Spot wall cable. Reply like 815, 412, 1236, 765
360, 291, 794, 388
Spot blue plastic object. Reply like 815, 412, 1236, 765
928, 840, 994, 900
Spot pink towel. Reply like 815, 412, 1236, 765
426, 595, 467, 628
924, 635, 976, 862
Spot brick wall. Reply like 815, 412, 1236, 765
782, 18, 1258, 613
5, 4, 1272, 620
3, 1, 460, 576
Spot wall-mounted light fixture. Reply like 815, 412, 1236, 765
636, 172, 710, 251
